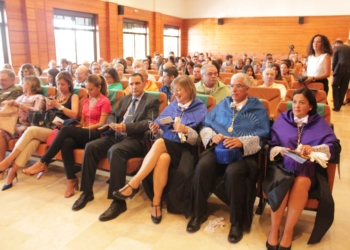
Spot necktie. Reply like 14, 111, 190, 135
124, 99, 138, 124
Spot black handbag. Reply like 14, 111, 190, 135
28, 110, 62, 129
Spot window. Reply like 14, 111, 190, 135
164, 25, 180, 57
54, 9, 97, 65
0, 2, 9, 65
123, 19, 148, 59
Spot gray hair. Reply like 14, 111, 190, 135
263, 68, 275, 77
200, 64, 217, 75
231, 73, 251, 87
0, 69, 15, 79
115, 63, 124, 70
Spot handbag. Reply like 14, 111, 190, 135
0, 104, 19, 134
46, 128, 59, 146
28, 110, 62, 129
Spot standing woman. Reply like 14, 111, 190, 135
304, 34, 332, 94
114, 75, 207, 223
0, 76, 45, 187
18, 64, 36, 85
22, 75, 112, 197
0, 72, 79, 191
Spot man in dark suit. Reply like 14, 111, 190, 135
72, 73, 160, 221
332, 38, 350, 111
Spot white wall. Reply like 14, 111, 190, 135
105, 0, 350, 18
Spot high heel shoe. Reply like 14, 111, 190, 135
2, 171, 18, 191
112, 183, 139, 200
151, 203, 162, 224
64, 177, 79, 198
278, 245, 291, 250
266, 241, 279, 250
22, 162, 48, 179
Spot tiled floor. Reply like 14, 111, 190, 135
0, 93, 349, 250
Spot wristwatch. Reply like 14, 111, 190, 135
59, 105, 65, 110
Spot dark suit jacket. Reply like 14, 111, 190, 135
332, 44, 350, 75
107, 92, 160, 140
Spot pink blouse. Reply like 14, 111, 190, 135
82, 95, 112, 125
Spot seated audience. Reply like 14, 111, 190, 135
184, 61, 194, 76
0, 69, 23, 105
18, 64, 36, 85
280, 61, 291, 77
43, 60, 57, 73
2, 64, 14, 71
115, 63, 128, 81
187, 73, 270, 243
0, 76, 45, 171
73, 66, 89, 88
104, 68, 123, 91
71, 73, 159, 222
101, 61, 109, 73
124, 69, 158, 94
142, 59, 151, 70
47, 68, 60, 87
245, 58, 252, 66
68, 63, 78, 78
235, 59, 244, 70
0, 72, 79, 192
114, 75, 207, 224
160, 67, 178, 102
259, 68, 286, 100
264, 88, 340, 249
22, 75, 111, 197
222, 54, 234, 72
60, 58, 69, 72
133, 59, 156, 82
91, 62, 101, 75
270, 63, 284, 80
252, 61, 262, 76
193, 64, 202, 83
195, 64, 230, 104
242, 65, 256, 86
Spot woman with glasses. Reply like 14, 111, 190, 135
104, 68, 123, 91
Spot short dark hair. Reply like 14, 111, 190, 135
130, 72, 144, 83
226, 54, 233, 60
104, 67, 120, 83
163, 67, 178, 78
61, 58, 69, 65
293, 88, 317, 115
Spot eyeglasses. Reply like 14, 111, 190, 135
205, 72, 217, 77
230, 84, 247, 89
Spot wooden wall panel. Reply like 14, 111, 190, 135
184, 16, 350, 60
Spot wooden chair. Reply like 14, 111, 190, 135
248, 87, 281, 119
147, 70, 159, 75
73, 88, 88, 120
283, 75, 292, 88
41, 86, 56, 97
107, 89, 125, 112
223, 78, 231, 85
121, 80, 128, 89
255, 74, 262, 80
219, 72, 234, 81
285, 89, 327, 104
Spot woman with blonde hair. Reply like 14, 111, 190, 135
114, 75, 207, 224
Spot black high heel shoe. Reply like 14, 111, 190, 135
266, 241, 279, 250
278, 245, 291, 250
151, 203, 162, 224
112, 183, 139, 200
2, 171, 18, 191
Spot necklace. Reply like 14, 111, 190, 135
228, 107, 241, 133
297, 123, 305, 145
57, 94, 70, 103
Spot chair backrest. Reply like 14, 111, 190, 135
285, 89, 327, 104
155, 81, 163, 89
249, 87, 281, 118
41, 86, 56, 97
275, 101, 331, 124
121, 80, 128, 89
220, 72, 234, 81
275, 79, 289, 90
258, 99, 271, 118
146, 91, 167, 114
107, 89, 125, 112
223, 78, 231, 85
255, 74, 262, 80
283, 75, 292, 88
39, 77, 48, 85
147, 70, 158, 75
291, 81, 324, 90
196, 94, 216, 111
73, 88, 88, 120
